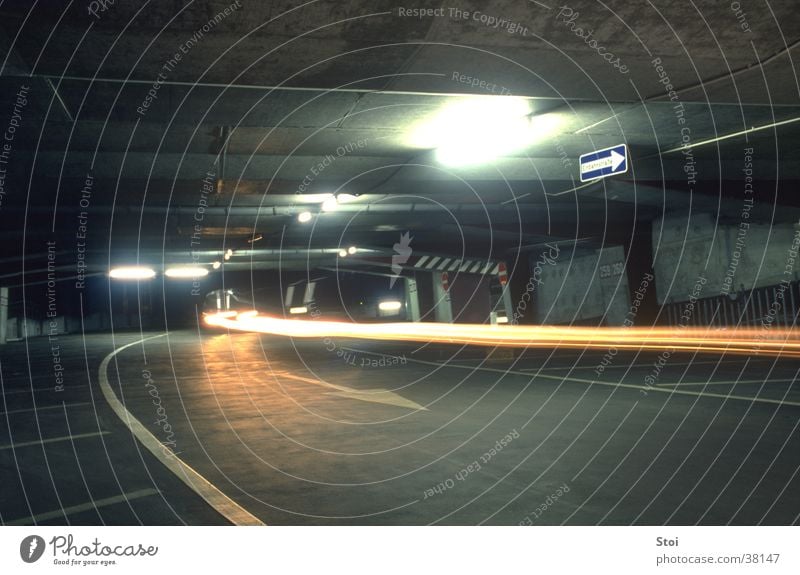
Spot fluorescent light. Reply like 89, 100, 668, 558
109, 266, 156, 280
378, 300, 403, 312
298, 211, 312, 223
322, 196, 338, 212
302, 193, 334, 203
496, 316, 509, 324
225, 249, 233, 257
406, 96, 560, 167
164, 266, 209, 279
212, 261, 221, 269
337, 193, 358, 203
347, 246, 357, 255
338, 249, 348, 257
289, 306, 308, 314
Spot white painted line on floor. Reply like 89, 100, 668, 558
98, 334, 265, 526
270, 370, 427, 410
0, 402, 92, 416
519, 358, 775, 372
6, 488, 159, 525
0, 431, 109, 451
1, 385, 89, 396
656, 378, 798, 387
390, 354, 800, 408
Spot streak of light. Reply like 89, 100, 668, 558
203, 312, 800, 357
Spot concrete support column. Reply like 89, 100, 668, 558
0, 287, 7, 344
624, 220, 659, 324
404, 278, 420, 322
501, 283, 514, 322
283, 285, 295, 310
431, 271, 453, 323
302, 282, 316, 304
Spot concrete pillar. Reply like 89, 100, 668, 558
302, 282, 316, 304
283, 285, 295, 310
431, 271, 453, 323
624, 220, 658, 324
404, 278, 420, 322
501, 283, 514, 322
0, 287, 7, 344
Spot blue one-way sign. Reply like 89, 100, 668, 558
579, 144, 628, 182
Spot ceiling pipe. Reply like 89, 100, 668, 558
25, 74, 591, 102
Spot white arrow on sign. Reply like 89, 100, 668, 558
580, 149, 625, 175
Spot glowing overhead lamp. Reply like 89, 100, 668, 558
406, 96, 560, 167
164, 266, 209, 279
109, 266, 156, 280
322, 195, 339, 212
337, 193, 359, 204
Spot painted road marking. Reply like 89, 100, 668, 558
656, 378, 798, 387
0, 431, 110, 451
518, 358, 775, 372
360, 352, 800, 408
270, 370, 427, 411
0, 402, 92, 416
1, 385, 89, 396
6, 488, 159, 525
99, 334, 265, 526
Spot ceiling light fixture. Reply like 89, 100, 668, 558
406, 96, 560, 167
338, 249, 348, 257
322, 196, 338, 212
298, 211, 312, 223
347, 246, 357, 255
302, 193, 335, 204
336, 193, 359, 204
109, 266, 156, 280
164, 266, 209, 279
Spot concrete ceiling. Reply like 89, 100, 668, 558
1, 0, 799, 275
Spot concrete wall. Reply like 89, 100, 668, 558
652, 213, 800, 304
3, 314, 109, 342
534, 245, 630, 325
449, 274, 491, 324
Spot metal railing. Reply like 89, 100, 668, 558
660, 280, 800, 327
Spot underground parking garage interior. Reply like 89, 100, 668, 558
1, 0, 799, 570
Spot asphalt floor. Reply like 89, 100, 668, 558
1, 330, 798, 525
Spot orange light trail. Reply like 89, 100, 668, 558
203, 311, 800, 358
